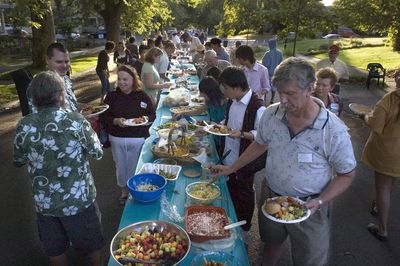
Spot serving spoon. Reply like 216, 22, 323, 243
224, 220, 247, 230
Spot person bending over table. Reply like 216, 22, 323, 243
200, 50, 231, 80
102, 65, 156, 205
213, 58, 356, 266
312, 67, 343, 117
215, 67, 266, 237
14, 71, 104, 266
141, 47, 172, 105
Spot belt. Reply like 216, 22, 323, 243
270, 189, 319, 202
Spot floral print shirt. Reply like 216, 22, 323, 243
13, 107, 103, 217
28, 75, 78, 114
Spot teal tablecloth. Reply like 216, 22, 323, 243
108, 74, 249, 266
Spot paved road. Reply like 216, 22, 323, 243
0, 73, 399, 265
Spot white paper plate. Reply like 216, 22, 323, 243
81, 104, 109, 118
203, 125, 231, 136
262, 196, 311, 224
123, 117, 148, 126
349, 103, 372, 115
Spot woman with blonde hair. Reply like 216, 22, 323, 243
141, 47, 172, 104
361, 70, 400, 241
313, 67, 343, 116
102, 65, 156, 204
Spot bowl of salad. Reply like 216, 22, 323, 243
111, 220, 191, 265
127, 173, 167, 203
185, 182, 221, 205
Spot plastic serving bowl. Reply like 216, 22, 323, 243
127, 173, 167, 203
185, 181, 221, 205
190, 251, 244, 266
110, 220, 191, 266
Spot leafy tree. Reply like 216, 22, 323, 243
216, 0, 331, 38
333, 0, 400, 51
53, 0, 83, 36
121, 0, 172, 36
10, 0, 56, 68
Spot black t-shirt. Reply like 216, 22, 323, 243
96, 50, 109, 71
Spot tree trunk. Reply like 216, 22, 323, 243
98, 0, 124, 44
31, 0, 55, 68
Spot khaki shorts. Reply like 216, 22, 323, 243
258, 179, 330, 266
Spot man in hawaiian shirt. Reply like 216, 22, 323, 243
28, 42, 79, 113
14, 71, 104, 265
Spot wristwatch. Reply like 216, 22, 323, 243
317, 198, 324, 206
240, 131, 245, 139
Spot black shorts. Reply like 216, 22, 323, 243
37, 201, 104, 257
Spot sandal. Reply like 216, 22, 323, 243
367, 223, 387, 241
370, 200, 378, 216
119, 195, 128, 205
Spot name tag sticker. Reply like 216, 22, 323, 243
298, 153, 313, 163
140, 102, 147, 109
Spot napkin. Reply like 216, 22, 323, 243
158, 137, 169, 148
192, 148, 208, 164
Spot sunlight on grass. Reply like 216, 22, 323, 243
70, 56, 98, 73
0, 55, 98, 102
315, 46, 400, 70
0, 84, 18, 105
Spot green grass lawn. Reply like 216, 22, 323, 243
70, 56, 98, 73
314, 45, 400, 71
0, 55, 98, 105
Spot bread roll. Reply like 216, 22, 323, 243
265, 201, 281, 214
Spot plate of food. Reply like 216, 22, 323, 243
349, 103, 372, 115
191, 96, 205, 105
170, 105, 201, 115
203, 124, 232, 136
81, 104, 109, 118
123, 116, 148, 126
192, 120, 210, 128
262, 196, 311, 224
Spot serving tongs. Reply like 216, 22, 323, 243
206, 149, 232, 186
167, 125, 187, 155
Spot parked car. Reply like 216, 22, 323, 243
55, 32, 80, 40
322, 34, 341, 39
166, 26, 177, 35
338, 27, 360, 38
89, 29, 107, 39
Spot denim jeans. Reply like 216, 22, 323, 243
96, 69, 110, 94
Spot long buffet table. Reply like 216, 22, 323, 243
108, 68, 250, 266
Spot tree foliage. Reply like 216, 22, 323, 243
333, 0, 400, 50
122, 0, 172, 36
53, 0, 84, 34
10, 0, 55, 68
216, 0, 331, 38
166, 0, 223, 32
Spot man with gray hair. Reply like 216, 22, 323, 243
14, 71, 104, 265
213, 57, 356, 265
200, 50, 231, 80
